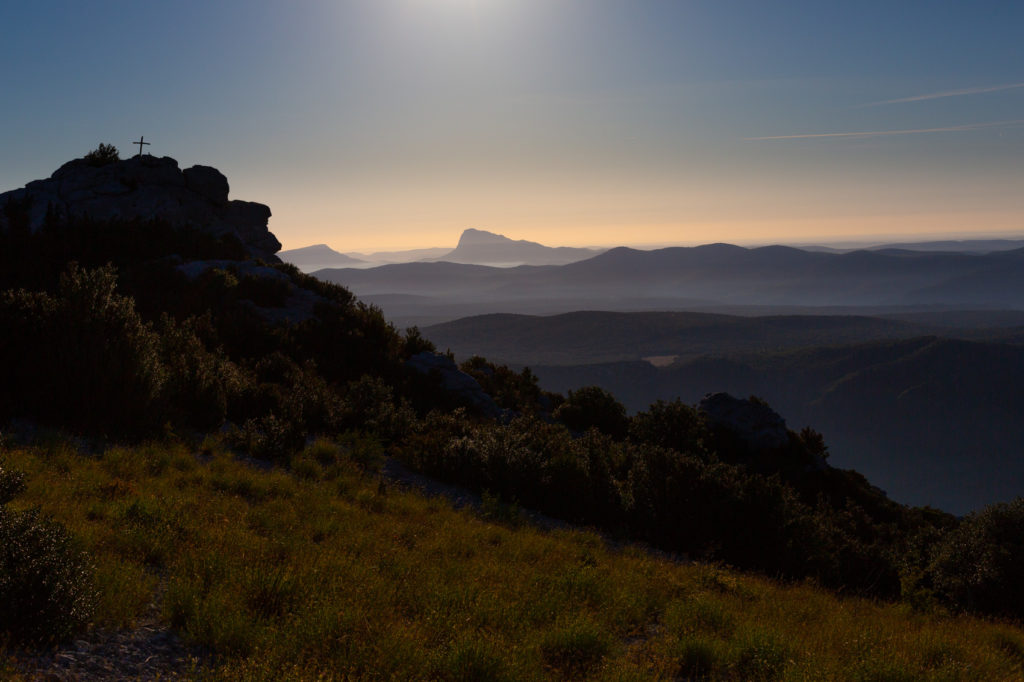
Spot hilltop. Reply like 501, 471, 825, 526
277, 243, 366, 270
0, 153, 280, 260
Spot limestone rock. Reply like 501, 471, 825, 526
0, 154, 280, 260
406, 352, 502, 418
183, 165, 229, 203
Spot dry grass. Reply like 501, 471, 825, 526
3, 434, 1023, 680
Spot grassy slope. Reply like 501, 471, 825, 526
3, 437, 1024, 681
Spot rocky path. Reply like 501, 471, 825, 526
11, 580, 208, 682
15, 624, 201, 681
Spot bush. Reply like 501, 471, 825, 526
929, 497, 1024, 617
629, 399, 709, 455
0, 504, 96, 644
83, 143, 120, 166
0, 459, 26, 505
554, 386, 628, 439
538, 618, 612, 677
0, 263, 166, 435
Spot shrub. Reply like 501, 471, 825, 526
83, 143, 120, 166
158, 314, 244, 430
554, 386, 628, 439
460, 356, 549, 414
0, 263, 166, 435
929, 497, 1024, 617
0, 506, 97, 643
629, 399, 709, 455
0, 459, 26, 505
538, 618, 613, 677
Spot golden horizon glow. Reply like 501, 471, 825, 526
272, 211, 1024, 253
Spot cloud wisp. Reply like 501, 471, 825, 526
745, 119, 1024, 141
866, 82, 1024, 106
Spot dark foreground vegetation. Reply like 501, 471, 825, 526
2, 153, 1024, 677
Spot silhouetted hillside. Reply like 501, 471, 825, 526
278, 243, 365, 271
532, 337, 1024, 513
425, 311, 943, 365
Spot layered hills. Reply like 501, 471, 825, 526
280, 228, 602, 272
317, 242, 1024, 328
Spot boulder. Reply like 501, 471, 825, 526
183, 165, 229, 204
406, 352, 502, 418
0, 155, 280, 260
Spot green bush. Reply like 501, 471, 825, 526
0, 504, 97, 643
929, 497, 1024, 617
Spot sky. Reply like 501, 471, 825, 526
1, 0, 1022, 252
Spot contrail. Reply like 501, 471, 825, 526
745, 119, 1024, 141
867, 82, 1024, 106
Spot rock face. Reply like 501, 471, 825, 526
0, 155, 280, 260
406, 352, 502, 418
698, 392, 789, 452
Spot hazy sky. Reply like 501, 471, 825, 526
2, 1, 1022, 251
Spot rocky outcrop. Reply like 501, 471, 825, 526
406, 352, 502, 418
698, 392, 789, 452
0, 155, 280, 260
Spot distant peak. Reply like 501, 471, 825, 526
457, 228, 515, 246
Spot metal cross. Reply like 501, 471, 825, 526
133, 136, 151, 157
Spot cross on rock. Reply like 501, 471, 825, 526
133, 136, 151, 157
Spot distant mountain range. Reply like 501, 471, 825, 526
315, 242, 1024, 327
803, 239, 1024, 254
280, 228, 603, 272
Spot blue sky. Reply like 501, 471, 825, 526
1, 0, 1022, 250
